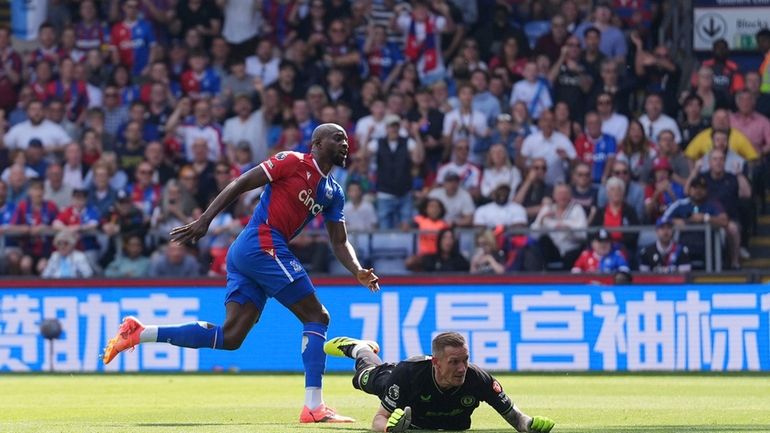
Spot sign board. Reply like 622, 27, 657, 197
693, 1, 770, 51
1, 283, 769, 372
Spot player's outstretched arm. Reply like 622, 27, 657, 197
170, 165, 270, 244
372, 406, 411, 432
325, 221, 380, 292
503, 405, 555, 433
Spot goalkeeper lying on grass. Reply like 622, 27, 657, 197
325, 332, 555, 432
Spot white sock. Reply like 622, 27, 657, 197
139, 326, 158, 343
351, 343, 373, 359
305, 387, 323, 409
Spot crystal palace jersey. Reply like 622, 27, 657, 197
250, 151, 345, 241
110, 19, 155, 75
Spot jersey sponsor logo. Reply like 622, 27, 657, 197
492, 380, 502, 394
289, 259, 303, 273
298, 188, 325, 216
325, 185, 334, 199
460, 395, 476, 407
118, 39, 144, 50
387, 384, 400, 401
420, 394, 432, 402
276, 152, 287, 160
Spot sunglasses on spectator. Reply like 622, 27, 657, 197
613, 169, 629, 175
576, 171, 590, 177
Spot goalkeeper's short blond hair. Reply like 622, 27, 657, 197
432, 332, 467, 357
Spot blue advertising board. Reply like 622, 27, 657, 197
0, 284, 769, 372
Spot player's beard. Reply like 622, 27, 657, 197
334, 152, 347, 167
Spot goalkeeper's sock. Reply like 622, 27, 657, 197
144, 322, 224, 349
302, 322, 328, 408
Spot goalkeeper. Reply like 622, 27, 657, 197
325, 332, 555, 432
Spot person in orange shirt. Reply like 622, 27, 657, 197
413, 198, 450, 256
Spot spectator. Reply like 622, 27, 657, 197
420, 228, 470, 272
427, 172, 475, 227
571, 229, 630, 274
639, 93, 682, 146
395, 0, 455, 85
8, 85, 33, 127
480, 143, 521, 202
436, 138, 481, 198
570, 162, 599, 221
663, 174, 730, 270
223, 94, 268, 164
469, 70, 501, 124
756, 28, 770, 93
46, 98, 79, 140
553, 101, 582, 143
222, 58, 256, 105
645, 130, 689, 185
43, 163, 72, 210
548, 35, 593, 122
580, 27, 606, 82
85, 152, 128, 192
246, 39, 280, 88
3, 100, 72, 153
104, 234, 151, 278
75, 0, 108, 53
45, 57, 89, 123
62, 142, 86, 190
23, 139, 48, 178
644, 157, 686, 223
730, 90, 770, 158
86, 163, 118, 218
591, 176, 640, 253
0, 26, 22, 112
490, 36, 528, 80
52, 187, 100, 264
355, 98, 387, 147
151, 178, 197, 240
144, 141, 176, 186
8, 179, 59, 275
361, 24, 404, 88
473, 184, 527, 229
342, 182, 377, 231
632, 35, 681, 117
4, 164, 28, 205
442, 84, 489, 165
534, 14, 569, 63
745, 71, 770, 119
684, 108, 758, 163
41, 230, 94, 278
102, 86, 130, 137
470, 230, 506, 275
110, 0, 156, 76
591, 60, 631, 116
639, 218, 692, 273
573, 3, 627, 60
168, 98, 223, 163
514, 157, 552, 222
148, 241, 201, 277
407, 88, 444, 169
574, 111, 617, 185
127, 161, 162, 219
679, 94, 709, 151
618, 119, 657, 183
510, 61, 552, 121
520, 110, 576, 186
531, 183, 587, 270
365, 115, 423, 230
682, 66, 729, 120
81, 129, 103, 168
180, 50, 221, 100
597, 91, 629, 143
115, 121, 147, 180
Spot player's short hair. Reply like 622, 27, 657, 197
432, 332, 466, 356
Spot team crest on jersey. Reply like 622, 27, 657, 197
388, 384, 400, 400
276, 152, 287, 160
361, 370, 370, 386
460, 395, 476, 407
289, 259, 303, 273
306, 171, 311, 180
325, 185, 334, 199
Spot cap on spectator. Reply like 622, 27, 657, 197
445, 171, 461, 182
652, 157, 672, 172
53, 229, 77, 246
594, 228, 611, 242
28, 138, 44, 149
656, 217, 673, 228
116, 189, 131, 202
497, 113, 513, 123
691, 173, 709, 189
384, 114, 401, 125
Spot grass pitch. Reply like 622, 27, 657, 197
1, 374, 769, 433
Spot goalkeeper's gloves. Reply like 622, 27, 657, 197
385, 406, 412, 432
529, 415, 555, 433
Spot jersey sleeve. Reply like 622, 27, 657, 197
379, 363, 412, 412
473, 367, 513, 416
322, 183, 345, 223
259, 152, 302, 183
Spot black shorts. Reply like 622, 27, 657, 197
353, 357, 396, 397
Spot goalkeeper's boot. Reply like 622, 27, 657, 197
324, 336, 380, 359
102, 316, 145, 364
299, 403, 355, 423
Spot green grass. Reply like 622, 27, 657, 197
1, 374, 769, 433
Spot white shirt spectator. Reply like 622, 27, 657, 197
639, 114, 682, 145
41, 250, 94, 278
436, 161, 481, 191
428, 187, 475, 225
530, 200, 587, 256
3, 120, 72, 151
355, 115, 387, 146
442, 108, 488, 156
510, 79, 552, 119
222, 0, 262, 44
699, 149, 746, 175
62, 164, 85, 190
601, 112, 629, 143
223, 111, 268, 163
480, 165, 522, 199
343, 200, 378, 231
473, 201, 527, 228
245, 55, 280, 88
521, 131, 577, 185
44, 182, 73, 210
179, 123, 223, 162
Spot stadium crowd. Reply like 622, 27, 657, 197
0, 0, 769, 278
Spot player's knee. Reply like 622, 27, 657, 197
222, 328, 248, 350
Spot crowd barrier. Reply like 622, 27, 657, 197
0, 276, 767, 373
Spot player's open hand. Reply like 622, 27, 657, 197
357, 268, 380, 293
169, 218, 210, 245
529, 415, 555, 433
386, 406, 411, 432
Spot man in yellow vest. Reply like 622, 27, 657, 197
684, 108, 759, 163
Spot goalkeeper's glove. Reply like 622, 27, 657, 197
385, 406, 412, 432
529, 415, 555, 433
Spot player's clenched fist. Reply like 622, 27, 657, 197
385, 406, 412, 432
529, 415, 555, 432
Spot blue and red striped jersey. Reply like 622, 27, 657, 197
110, 20, 155, 75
